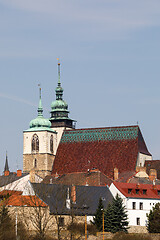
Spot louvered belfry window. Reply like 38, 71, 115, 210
32, 134, 39, 152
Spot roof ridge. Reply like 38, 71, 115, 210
64, 125, 139, 132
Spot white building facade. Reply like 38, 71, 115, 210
110, 182, 160, 227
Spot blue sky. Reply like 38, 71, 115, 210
0, 0, 160, 173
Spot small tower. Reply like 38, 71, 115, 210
50, 60, 76, 148
23, 88, 57, 178
4, 151, 9, 176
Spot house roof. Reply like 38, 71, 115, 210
0, 173, 28, 187
52, 126, 151, 178
1, 195, 47, 207
43, 169, 112, 186
32, 183, 113, 216
113, 182, 160, 199
116, 171, 137, 183
0, 190, 22, 197
145, 160, 160, 179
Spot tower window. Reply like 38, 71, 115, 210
34, 158, 37, 168
32, 134, 39, 152
50, 135, 53, 153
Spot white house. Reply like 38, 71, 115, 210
110, 182, 160, 228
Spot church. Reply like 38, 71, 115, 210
23, 62, 152, 179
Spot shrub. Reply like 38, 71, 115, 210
112, 232, 151, 240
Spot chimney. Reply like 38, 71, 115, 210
17, 170, 22, 177
66, 187, 71, 209
149, 169, 157, 181
29, 169, 36, 183
136, 166, 146, 173
4, 170, 9, 176
114, 168, 118, 180
71, 185, 76, 204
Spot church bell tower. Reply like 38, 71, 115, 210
23, 88, 57, 178
50, 60, 76, 148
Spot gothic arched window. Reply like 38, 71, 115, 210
32, 134, 39, 152
50, 135, 53, 153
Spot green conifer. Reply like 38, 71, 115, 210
147, 202, 160, 233
92, 198, 104, 231
104, 194, 129, 233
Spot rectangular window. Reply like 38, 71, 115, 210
143, 189, 147, 195
132, 202, 136, 210
128, 189, 132, 194
136, 189, 139, 194
158, 190, 160, 195
58, 217, 64, 227
137, 218, 140, 225
140, 202, 143, 210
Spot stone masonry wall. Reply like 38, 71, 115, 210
23, 153, 55, 178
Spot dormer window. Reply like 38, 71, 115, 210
128, 189, 132, 194
143, 189, 147, 195
136, 189, 139, 194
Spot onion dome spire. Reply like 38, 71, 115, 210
50, 59, 76, 128
4, 151, 9, 172
29, 86, 51, 130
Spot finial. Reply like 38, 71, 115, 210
57, 58, 61, 85
38, 84, 41, 99
38, 84, 43, 117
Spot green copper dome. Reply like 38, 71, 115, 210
30, 117, 51, 129
51, 99, 68, 110
29, 89, 51, 130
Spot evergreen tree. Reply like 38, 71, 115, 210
104, 194, 129, 233
104, 202, 113, 232
147, 202, 160, 233
92, 198, 104, 231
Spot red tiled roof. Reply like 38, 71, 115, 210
116, 171, 136, 183
1, 195, 47, 207
0, 190, 23, 196
52, 126, 151, 178
113, 182, 160, 199
43, 169, 113, 186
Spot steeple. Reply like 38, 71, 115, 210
29, 87, 51, 130
4, 151, 9, 172
50, 60, 76, 129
